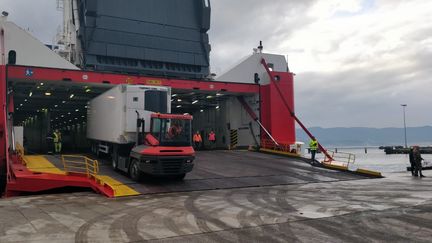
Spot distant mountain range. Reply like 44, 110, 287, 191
296, 126, 432, 147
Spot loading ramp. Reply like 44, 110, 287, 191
5, 145, 139, 198
12, 150, 369, 197
7, 141, 373, 198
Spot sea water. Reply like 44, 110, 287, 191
314, 148, 432, 173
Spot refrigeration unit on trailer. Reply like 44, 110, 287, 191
87, 84, 195, 180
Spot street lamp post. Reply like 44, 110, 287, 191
401, 104, 407, 148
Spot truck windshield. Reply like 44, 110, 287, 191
151, 118, 192, 146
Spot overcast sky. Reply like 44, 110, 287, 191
1, 0, 431, 128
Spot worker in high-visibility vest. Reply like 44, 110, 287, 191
208, 130, 216, 149
309, 137, 318, 163
53, 129, 62, 154
193, 131, 202, 150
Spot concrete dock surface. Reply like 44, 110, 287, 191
1, 152, 432, 242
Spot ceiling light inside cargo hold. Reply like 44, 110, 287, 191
45, 91, 52, 96
176, 105, 182, 108
216, 105, 220, 109
206, 95, 213, 99
70, 94, 74, 99
216, 93, 223, 96
177, 99, 182, 102
192, 100, 198, 104
29, 92, 32, 97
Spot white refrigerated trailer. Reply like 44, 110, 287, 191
87, 85, 194, 180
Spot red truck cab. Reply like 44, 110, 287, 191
128, 113, 195, 181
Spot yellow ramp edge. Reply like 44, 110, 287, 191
96, 175, 140, 197
259, 148, 300, 157
323, 163, 348, 171
23, 155, 66, 175
356, 168, 382, 177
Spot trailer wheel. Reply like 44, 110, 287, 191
91, 143, 96, 154
129, 159, 143, 182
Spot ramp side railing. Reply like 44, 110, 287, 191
61, 155, 99, 179
324, 150, 356, 167
15, 142, 25, 158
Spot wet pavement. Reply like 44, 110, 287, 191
1, 151, 432, 242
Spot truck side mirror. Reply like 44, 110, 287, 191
8, 50, 16, 65
254, 73, 260, 84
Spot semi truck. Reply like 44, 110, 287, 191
87, 85, 195, 181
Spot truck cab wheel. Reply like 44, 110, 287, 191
111, 151, 118, 170
112, 157, 118, 170
173, 173, 186, 181
129, 159, 143, 182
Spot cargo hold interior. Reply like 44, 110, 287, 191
11, 80, 239, 154
11, 80, 111, 153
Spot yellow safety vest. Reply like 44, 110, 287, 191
53, 132, 61, 143
309, 140, 318, 150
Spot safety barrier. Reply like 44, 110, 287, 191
324, 150, 356, 167
14, 142, 28, 167
15, 143, 24, 157
61, 155, 99, 179
230, 129, 238, 149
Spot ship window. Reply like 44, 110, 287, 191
133, 97, 138, 102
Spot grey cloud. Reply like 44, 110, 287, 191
295, 48, 432, 128
209, 0, 316, 72
1, 0, 61, 44
1, 0, 430, 128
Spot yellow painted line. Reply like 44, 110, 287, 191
23, 155, 66, 175
259, 148, 300, 157
356, 168, 382, 177
96, 175, 140, 197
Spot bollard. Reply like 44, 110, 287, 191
335, 148, 338, 153
365, 147, 367, 154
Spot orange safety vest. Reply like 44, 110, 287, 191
208, 132, 216, 141
193, 134, 202, 142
